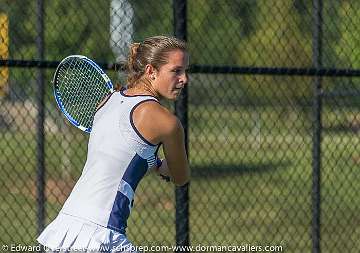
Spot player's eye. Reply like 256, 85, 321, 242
173, 69, 183, 75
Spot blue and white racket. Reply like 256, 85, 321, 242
53, 55, 114, 133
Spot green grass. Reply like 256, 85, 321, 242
0, 105, 359, 252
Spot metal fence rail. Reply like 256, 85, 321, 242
0, 1, 359, 252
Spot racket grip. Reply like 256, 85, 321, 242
156, 158, 171, 182
156, 157, 163, 168
160, 174, 171, 182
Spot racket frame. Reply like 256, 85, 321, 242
53, 55, 114, 133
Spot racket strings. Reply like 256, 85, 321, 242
56, 57, 110, 128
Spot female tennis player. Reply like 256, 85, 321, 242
37, 35, 190, 252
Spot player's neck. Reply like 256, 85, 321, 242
126, 82, 159, 98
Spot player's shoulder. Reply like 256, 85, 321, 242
136, 100, 182, 135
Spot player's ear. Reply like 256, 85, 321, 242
144, 64, 157, 80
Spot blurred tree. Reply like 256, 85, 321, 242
188, 0, 259, 65
44, 0, 113, 61
131, 0, 173, 41
335, 0, 360, 69
0, 0, 357, 104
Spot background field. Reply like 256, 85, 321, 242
1, 1, 360, 252
1, 74, 360, 252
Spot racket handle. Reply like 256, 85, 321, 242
156, 157, 163, 168
156, 158, 171, 182
160, 174, 171, 182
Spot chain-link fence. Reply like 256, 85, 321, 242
0, 1, 360, 252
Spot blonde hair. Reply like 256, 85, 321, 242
127, 35, 187, 87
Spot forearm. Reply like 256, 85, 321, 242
154, 158, 172, 182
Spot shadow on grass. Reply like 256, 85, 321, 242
323, 124, 360, 134
191, 161, 291, 179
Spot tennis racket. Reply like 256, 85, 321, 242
53, 55, 114, 133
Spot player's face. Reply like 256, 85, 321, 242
153, 50, 189, 100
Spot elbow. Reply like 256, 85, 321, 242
173, 170, 190, 186
174, 178, 190, 187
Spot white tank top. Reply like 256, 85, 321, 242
61, 89, 160, 234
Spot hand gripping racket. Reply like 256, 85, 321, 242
53, 55, 114, 133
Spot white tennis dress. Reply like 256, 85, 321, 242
37, 90, 160, 252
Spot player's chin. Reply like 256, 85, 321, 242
164, 90, 182, 100
172, 89, 183, 100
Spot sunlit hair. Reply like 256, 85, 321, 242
127, 35, 187, 88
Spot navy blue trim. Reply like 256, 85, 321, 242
120, 87, 159, 100
107, 153, 152, 234
130, 99, 160, 146
155, 143, 162, 168
155, 143, 162, 157
123, 153, 149, 191
95, 92, 114, 113
107, 191, 129, 234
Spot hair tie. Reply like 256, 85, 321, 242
131, 43, 141, 56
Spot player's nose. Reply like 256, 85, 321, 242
180, 72, 188, 86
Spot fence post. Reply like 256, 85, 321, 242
36, 0, 46, 238
312, 0, 323, 252
173, 0, 190, 251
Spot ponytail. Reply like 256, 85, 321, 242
127, 43, 143, 87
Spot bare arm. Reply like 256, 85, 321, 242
132, 101, 190, 186
160, 117, 189, 186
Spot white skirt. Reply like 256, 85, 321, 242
37, 213, 138, 253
